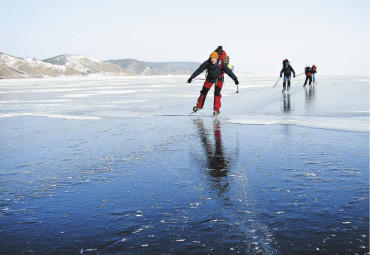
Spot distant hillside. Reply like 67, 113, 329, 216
0, 52, 201, 79
43, 54, 130, 76
0, 52, 65, 78
107, 59, 200, 75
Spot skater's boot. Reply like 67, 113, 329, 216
192, 106, 202, 113
213, 111, 220, 116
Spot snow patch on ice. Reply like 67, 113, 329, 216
96, 89, 145, 95
228, 114, 369, 133
0, 113, 101, 120
60, 93, 99, 98
0, 99, 71, 103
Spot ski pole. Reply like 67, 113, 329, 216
273, 77, 281, 88
295, 72, 304, 77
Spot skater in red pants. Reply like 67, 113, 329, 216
187, 51, 239, 116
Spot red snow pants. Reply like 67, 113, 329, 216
196, 78, 223, 112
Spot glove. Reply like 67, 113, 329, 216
234, 79, 239, 85
293, 75, 296, 78
280, 75, 282, 78
187, 77, 192, 83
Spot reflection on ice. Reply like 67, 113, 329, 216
305, 84, 316, 102
282, 93, 291, 113
194, 119, 230, 177
193, 118, 236, 195
305, 84, 316, 114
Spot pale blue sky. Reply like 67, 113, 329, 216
1, 0, 368, 74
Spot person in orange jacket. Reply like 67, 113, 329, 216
311, 65, 317, 84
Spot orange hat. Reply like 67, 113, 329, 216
210, 52, 219, 59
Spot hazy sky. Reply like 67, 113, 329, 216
1, 0, 368, 75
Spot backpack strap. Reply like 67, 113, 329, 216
218, 59, 222, 70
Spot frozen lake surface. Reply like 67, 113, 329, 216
0, 75, 369, 254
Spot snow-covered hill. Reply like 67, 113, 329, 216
43, 55, 129, 76
0, 52, 65, 78
0, 53, 134, 79
0, 52, 201, 79
107, 59, 200, 75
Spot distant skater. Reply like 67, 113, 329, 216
188, 51, 239, 116
311, 65, 317, 84
303, 66, 313, 87
215, 45, 227, 62
280, 59, 295, 92
215, 45, 234, 73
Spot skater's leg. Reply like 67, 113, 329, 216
197, 81, 213, 108
283, 76, 288, 92
213, 78, 223, 112
304, 76, 308, 86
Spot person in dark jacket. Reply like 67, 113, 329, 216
188, 51, 239, 116
303, 66, 313, 87
280, 60, 296, 92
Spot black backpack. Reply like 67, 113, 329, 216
305, 66, 311, 75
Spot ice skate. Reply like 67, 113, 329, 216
191, 106, 202, 114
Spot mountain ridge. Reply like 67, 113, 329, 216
106, 59, 201, 75
0, 52, 201, 79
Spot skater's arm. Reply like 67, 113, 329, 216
190, 61, 207, 79
291, 66, 296, 77
221, 62, 237, 81
280, 68, 284, 77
